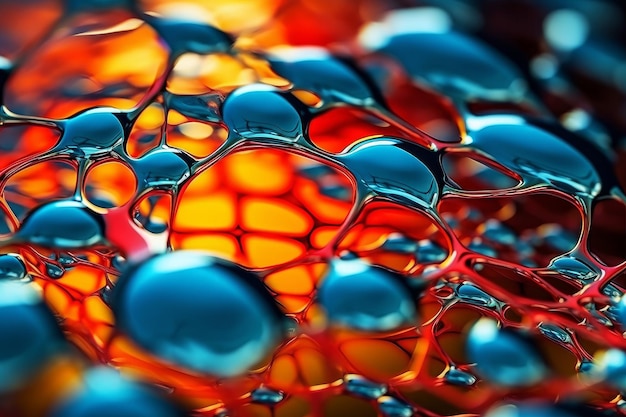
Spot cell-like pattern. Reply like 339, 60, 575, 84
0, 1, 624, 417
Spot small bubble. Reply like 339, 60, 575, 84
250, 386, 284, 405
318, 258, 417, 332
468, 238, 498, 257
0, 254, 27, 281
467, 318, 547, 387
45, 263, 65, 279
456, 283, 497, 308
132, 147, 194, 190
415, 239, 448, 264
444, 366, 477, 386
538, 323, 572, 345
343, 374, 387, 399
338, 138, 442, 210
377, 396, 413, 417
480, 219, 517, 245
58, 108, 125, 157
548, 256, 598, 282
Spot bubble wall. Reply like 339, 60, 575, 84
0, 1, 625, 416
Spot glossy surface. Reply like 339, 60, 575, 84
0, 1, 624, 416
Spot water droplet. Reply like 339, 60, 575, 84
415, 239, 448, 263
469, 120, 601, 198
338, 138, 442, 210
444, 366, 477, 386
222, 84, 308, 144
381, 234, 417, 253
109, 256, 127, 277
45, 262, 65, 279
58, 108, 125, 157
15, 200, 105, 249
548, 256, 598, 282
377, 396, 413, 417
456, 283, 497, 308
145, 16, 233, 57
467, 318, 547, 387
250, 386, 284, 405
267, 47, 384, 109
480, 219, 517, 245
468, 238, 498, 257
0, 254, 27, 281
375, 31, 527, 100
46, 367, 185, 417
318, 258, 417, 331
112, 251, 284, 377
344, 374, 387, 399
538, 322, 572, 344
0, 282, 65, 392
132, 147, 194, 190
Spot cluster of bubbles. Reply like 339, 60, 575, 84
0, 0, 625, 416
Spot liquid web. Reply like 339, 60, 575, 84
0, 1, 625, 417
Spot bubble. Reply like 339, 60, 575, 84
112, 251, 284, 377
415, 239, 448, 263
130, 146, 194, 190
480, 219, 517, 246
466, 318, 548, 387
221, 84, 308, 144
57, 108, 125, 157
381, 234, 417, 253
0, 282, 65, 392
377, 396, 413, 417
15, 200, 105, 249
45, 262, 65, 279
46, 367, 185, 417
456, 283, 497, 308
317, 258, 417, 332
467, 119, 601, 198
444, 367, 477, 386
593, 349, 626, 391
338, 138, 442, 210
374, 31, 527, 100
343, 374, 387, 399
538, 323, 572, 345
250, 386, 284, 405
547, 256, 598, 282
0, 253, 27, 281
266, 47, 384, 109
0, 1, 624, 415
